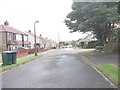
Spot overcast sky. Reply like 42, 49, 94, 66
0, 0, 87, 42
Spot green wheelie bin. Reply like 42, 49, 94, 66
2, 51, 13, 65
12, 51, 17, 64
2, 51, 17, 65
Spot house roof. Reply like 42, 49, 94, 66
0, 25, 27, 35
25, 31, 39, 38
25, 31, 54, 44
25, 31, 46, 40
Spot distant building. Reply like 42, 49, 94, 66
77, 31, 97, 44
45, 37, 51, 49
39, 34, 47, 49
25, 31, 57, 49
83, 32, 97, 44
25, 31, 52, 49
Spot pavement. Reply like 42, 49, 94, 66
0, 49, 57, 65
82, 52, 118, 66
2, 48, 113, 88
77, 49, 118, 88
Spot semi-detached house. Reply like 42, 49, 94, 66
25, 30, 46, 49
0, 21, 30, 51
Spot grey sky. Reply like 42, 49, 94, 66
73, 0, 119, 2
0, 0, 87, 42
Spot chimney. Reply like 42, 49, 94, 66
28, 30, 31, 33
4, 20, 9, 26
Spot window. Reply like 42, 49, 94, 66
7, 32, 12, 41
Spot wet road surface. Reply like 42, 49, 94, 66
2, 49, 112, 88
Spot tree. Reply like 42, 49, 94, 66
64, 2, 118, 44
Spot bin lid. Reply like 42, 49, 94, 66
2, 51, 14, 53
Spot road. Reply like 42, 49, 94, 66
2, 48, 112, 88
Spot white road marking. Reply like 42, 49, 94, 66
92, 66, 117, 88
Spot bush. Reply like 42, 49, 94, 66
79, 41, 99, 49
83, 41, 98, 48
80, 42, 85, 48
83, 43, 88, 48
87, 41, 98, 48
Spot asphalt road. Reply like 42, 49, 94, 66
2, 48, 112, 88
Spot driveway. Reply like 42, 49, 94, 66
2, 49, 112, 88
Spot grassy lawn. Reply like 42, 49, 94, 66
98, 64, 120, 86
79, 50, 96, 55
0, 55, 40, 73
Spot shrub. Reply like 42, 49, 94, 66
87, 41, 98, 48
80, 42, 85, 48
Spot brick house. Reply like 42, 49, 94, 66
0, 21, 30, 51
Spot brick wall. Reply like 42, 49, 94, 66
17, 49, 28, 58
28, 48, 50, 54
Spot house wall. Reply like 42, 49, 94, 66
39, 38, 46, 48
36, 37, 39, 44
0, 32, 7, 49
24, 36, 28, 41
0, 33, 2, 44
51, 42, 56, 48
27, 34, 40, 48
28, 35, 34, 48
45, 40, 51, 49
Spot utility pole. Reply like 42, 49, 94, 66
58, 31, 60, 49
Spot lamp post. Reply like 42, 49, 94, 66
34, 20, 39, 56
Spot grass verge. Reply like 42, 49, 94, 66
0, 55, 40, 73
98, 64, 120, 86
79, 50, 96, 55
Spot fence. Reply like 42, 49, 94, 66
104, 41, 118, 53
